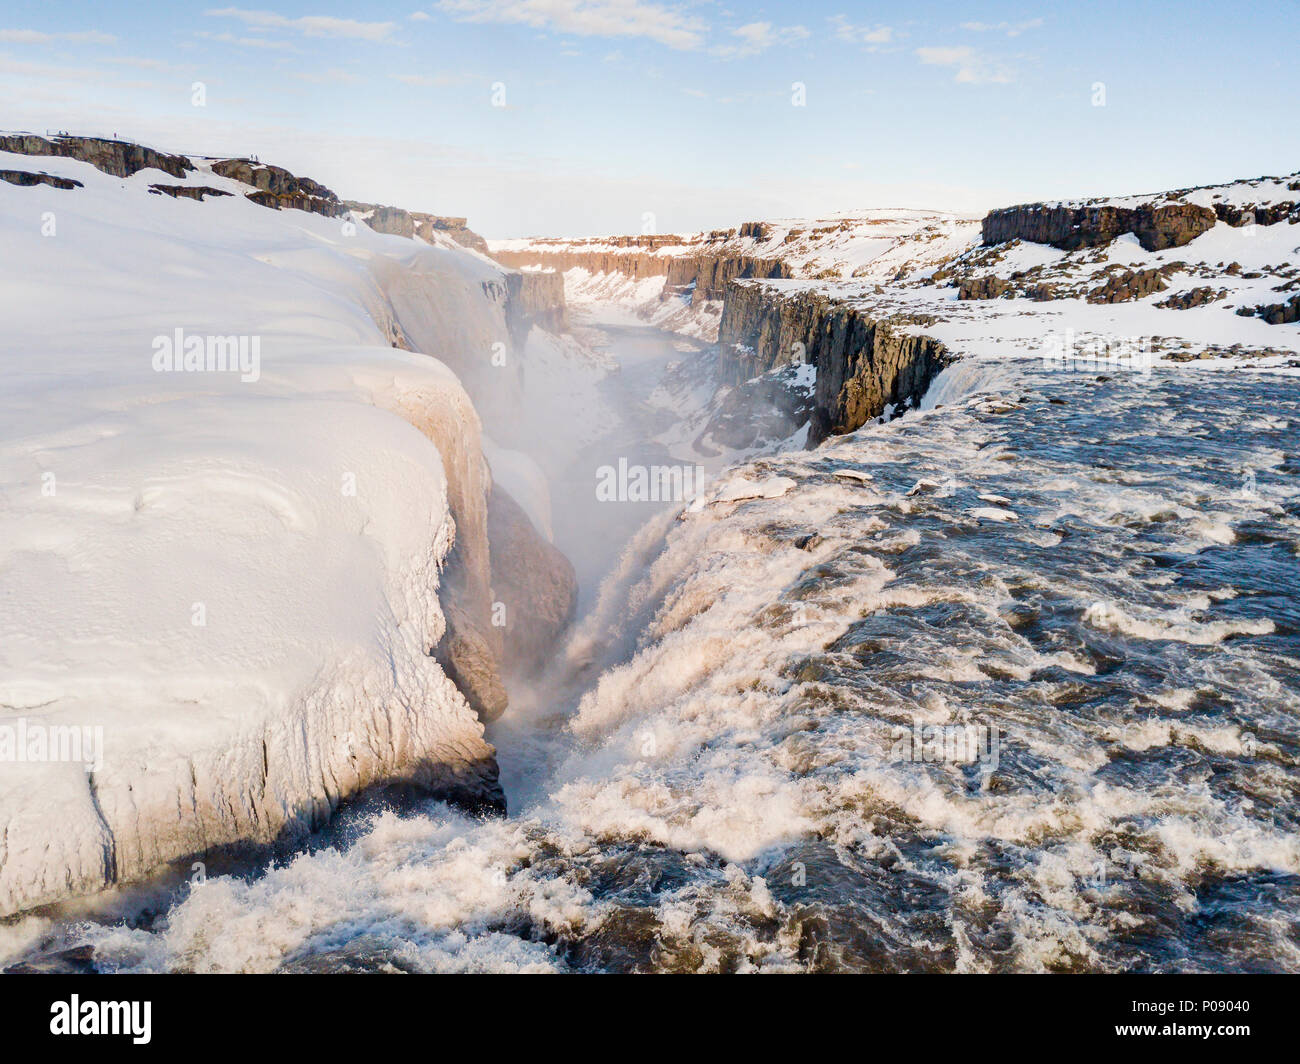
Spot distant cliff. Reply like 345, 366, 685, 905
981, 202, 1217, 251
344, 200, 490, 254
491, 231, 792, 304
982, 172, 1300, 251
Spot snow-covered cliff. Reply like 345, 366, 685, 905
0, 139, 568, 915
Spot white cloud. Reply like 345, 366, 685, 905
204, 8, 396, 41
0, 29, 117, 44
915, 45, 1013, 84
409, 11, 432, 20
106, 57, 182, 71
196, 30, 299, 50
433, 0, 707, 51
828, 16, 894, 49
292, 67, 362, 83
961, 18, 1044, 37
390, 72, 463, 86
711, 21, 809, 59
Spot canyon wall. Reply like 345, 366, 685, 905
718, 281, 951, 445
491, 232, 793, 305
505, 268, 568, 340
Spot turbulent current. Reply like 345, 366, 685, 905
9, 338, 1300, 973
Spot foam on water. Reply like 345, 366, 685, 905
10, 358, 1300, 973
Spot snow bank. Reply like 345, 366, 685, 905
0, 148, 510, 915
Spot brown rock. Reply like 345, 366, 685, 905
487, 488, 577, 676
0, 169, 82, 190
0, 133, 192, 179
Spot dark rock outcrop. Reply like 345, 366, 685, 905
487, 488, 577, 676
1213, 200, 1300, 227
357, 203, 415, 238
718, 281, 951, 446
0, 169, 82, 190
1156, 286, 1226, 310
982, 202, 1216, 251
957, 275, 1013, 300
1085, 263, 1182, 304
0, 133, 193, 179
1236, 293, 1300, 325
148, 183, 233, 202
211, 158, 344, 217
3, 944, 99, 975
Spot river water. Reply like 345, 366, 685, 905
8, 332, 1300, 973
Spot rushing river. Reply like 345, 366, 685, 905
8, 342, 1300, 973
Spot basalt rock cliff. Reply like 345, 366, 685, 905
981, 202, 1217, 252
718, 281, 951, 445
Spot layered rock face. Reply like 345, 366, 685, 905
491, 234, 791, 305
492, 233, 692, 279
719, 281, 950, 445
505, 269, 568, 340
982, 202, 1217, 251
665, 252, 791, 302
487, 489, 578, 677
344, 200, 490, 254
210, 158, 344, 217
1212, 198, 1300, 226
0, 133, 192, 179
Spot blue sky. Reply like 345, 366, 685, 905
2, 1, 1297, 237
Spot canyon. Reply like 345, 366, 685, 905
2, 132, 1299, 935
